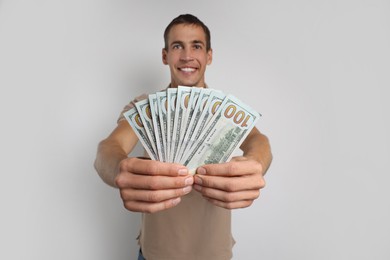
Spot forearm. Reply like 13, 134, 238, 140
240, 127, 272, 175
94, 139, 128, 187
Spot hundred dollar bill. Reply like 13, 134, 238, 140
180, 90, 226, 162
156, 91, 168, 161
135, 99, 159, 160
171, 86, 193, 162
166, 88, 177, 162
176, 87, 198, 148
191, 90, 226, 143
176, 88, 211, 163
149, 94, 165, 161
123, 107, 157, 160
183, 95, 261, 174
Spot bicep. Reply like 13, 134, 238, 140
240, 127, 270, 156
240, 127, 262, 150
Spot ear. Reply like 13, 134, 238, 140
162, 48, 168, 65
207, 48, 213, 65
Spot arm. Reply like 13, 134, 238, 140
94, 120, 193, 213
240, 127, 272, 175
193, 127, 272, 209
94, 120, 138, 187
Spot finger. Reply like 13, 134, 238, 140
123, 197, 182, 213
205, 198, 254, 210
230, 156, 248, 162
120, 186, 192, 203
117, 174, 194, 190
193, 184, 259, 203
120, 157, 189, 176
197, 160, 262, 177
194, 175, 265, 192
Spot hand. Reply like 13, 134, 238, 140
115, 157, 193, 213
193, 156, 266, 209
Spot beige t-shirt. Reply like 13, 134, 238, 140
118, 92, 234, 260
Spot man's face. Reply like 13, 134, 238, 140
162, 24, 212, 88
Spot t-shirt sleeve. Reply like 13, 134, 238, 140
117, 93, 148, 123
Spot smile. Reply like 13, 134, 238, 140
179, 67, 197, 72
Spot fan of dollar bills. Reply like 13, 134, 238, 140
124, 86, 261, 174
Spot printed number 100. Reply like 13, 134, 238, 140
224, 105, 250, 127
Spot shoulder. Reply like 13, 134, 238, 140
117, 93, 149, 123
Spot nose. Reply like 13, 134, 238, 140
180, 48, 194, 61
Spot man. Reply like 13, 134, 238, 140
94, 14, 272, 260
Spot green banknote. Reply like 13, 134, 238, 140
124, 86, 261, 172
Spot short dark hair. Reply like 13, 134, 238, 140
164, 14, 211, 51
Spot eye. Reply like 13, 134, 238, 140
172, 44, 182, 50
194, 44, 202, 50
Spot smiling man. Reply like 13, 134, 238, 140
162, 20, 212, 88
94, 14, 272, 260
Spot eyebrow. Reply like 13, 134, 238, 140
170, 40, 205, 47
192, 40, 205, 45
170, 40, 184, 46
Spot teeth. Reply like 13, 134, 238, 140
180, 68, 195, 72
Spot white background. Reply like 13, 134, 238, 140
1, 0, 389, 259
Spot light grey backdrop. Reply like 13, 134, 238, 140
1, 0, 389, 259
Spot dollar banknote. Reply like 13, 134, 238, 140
179, 90, 226, 162
175, 87, 203, 163
124, 86, 261, 173
156, 91, 168, 161
135, 99, 160, 160
166, 88, 177, 162
174, 87, 199, 158
123, 107, 157, 160
149, 94, 165, 161
171, 86, 192, 162
182, 94, 261, 174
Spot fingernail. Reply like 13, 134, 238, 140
194, 176, 202, 185
183, 186, 192, 194
185, 177, 194, 185
172, 197, 181, 206
197, 167, 206, 175
193, 184, 202, 191
178, 168, 188, 176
